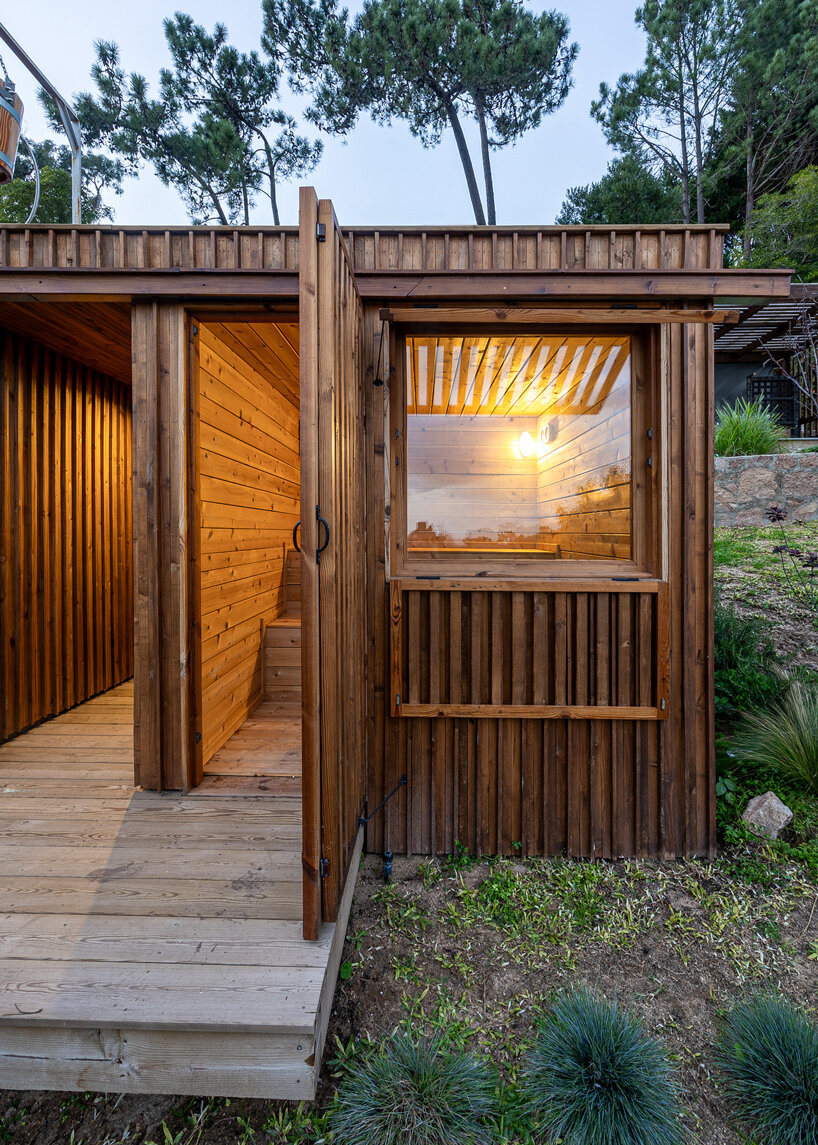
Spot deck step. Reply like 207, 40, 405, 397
264, 616, 301, 702
284, 547, 301, 617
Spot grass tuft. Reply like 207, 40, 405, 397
732, 679, 818, 794
329, 1030, 496, 1145
715, 994, 818, 1145
523, 987, 683, 1145
714, 596, 787, 715
714, 396, 789, 456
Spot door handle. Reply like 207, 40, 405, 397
316, 507, 330, 562
292, 520, 301, 552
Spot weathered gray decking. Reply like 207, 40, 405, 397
0, 682, 356, 1098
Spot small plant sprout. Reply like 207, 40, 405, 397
765, 505, 818, 617
329, 1030, 496, 1145
523, 987, 684, 1145
715, 993, 818, 1145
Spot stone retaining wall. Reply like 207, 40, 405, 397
715, 453, 818, 527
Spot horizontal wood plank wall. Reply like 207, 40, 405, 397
197, 321, 300, 766
0, 225, 724, 273
0, 329, 133, 743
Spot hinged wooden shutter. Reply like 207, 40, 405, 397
299, 190, 368, 938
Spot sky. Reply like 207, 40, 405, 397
3, 0, 647, 227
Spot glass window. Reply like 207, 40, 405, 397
405, 334, 632, 560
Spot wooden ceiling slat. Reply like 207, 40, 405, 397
406, 334, 631, 418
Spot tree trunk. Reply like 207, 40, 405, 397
677, 50, 692, 224
241, 178, 250, 226
692, 91, 705, 223
203, 181, 228, 225
441, 95, 486, 225
743, 120, 755, 259
476, 100, 496, 226
259, 134, 281, 226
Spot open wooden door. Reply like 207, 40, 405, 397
299, 190, 368, 940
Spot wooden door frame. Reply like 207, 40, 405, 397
183, 301, 304, 795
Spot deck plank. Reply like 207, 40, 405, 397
0, 682, 355, 1099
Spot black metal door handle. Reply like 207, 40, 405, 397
316, 509, 330, 561
292, 520, 301, 552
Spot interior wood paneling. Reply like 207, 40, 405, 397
0, 328, 133, 743
0, 300, 131, 384
196, 321, 300, 767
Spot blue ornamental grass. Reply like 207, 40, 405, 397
329, 1030, 496, 1145
523, 987, 684, 1145
715, 993, 818, 1145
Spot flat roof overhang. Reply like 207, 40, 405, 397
0, 266, 793, 302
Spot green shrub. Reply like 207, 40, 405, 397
523, 988, 683, 1145
716, 994, 818, 1145
714, 597, 788, 716
732, 679, 818, 793
329, 1031, 496, 1145
714, 396, 789, 456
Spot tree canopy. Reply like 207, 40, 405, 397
263, 0, 577, 224
71, 16, 320, 225
556, 154, 682, 225
739, 165, 818, 280
592, 0, 744, 224
0, 138, 123, 225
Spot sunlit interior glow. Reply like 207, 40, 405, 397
405, 333, 632, 560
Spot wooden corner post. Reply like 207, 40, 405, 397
132, 300, 190, 792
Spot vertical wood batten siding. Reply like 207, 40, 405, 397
316, 201, 368, 921
0, 329, 133, 743
0, 226, 724, 274
364, 310, 715, 861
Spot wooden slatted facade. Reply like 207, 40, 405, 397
0, 330, 133, 742
0, 209, 793, 1099
0, 217, 791, 889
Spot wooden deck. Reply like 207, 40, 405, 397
0, 682, 357, 1098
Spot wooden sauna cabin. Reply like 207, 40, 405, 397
0, 192, 792, 1097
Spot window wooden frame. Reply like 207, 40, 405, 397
389, 322, 661, 581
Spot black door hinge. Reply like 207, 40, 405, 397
319, 857, 330, 878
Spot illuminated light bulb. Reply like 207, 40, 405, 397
518, 430, 535, 458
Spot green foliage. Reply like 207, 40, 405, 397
523, 988, 683, 1145
732, 679, 818, 794
329, 1030, 496, 1145
713, 530, 757, 567
713, 596, 788, 716
711, 0, 818, 244
264, 0, 577, 224
592, 0, 745, 224
740, 165, 818, 281
715, 994, 818, 1145
556, 153, 682, 224
71, 16, 319, 226
714, 396, 789, 457
0, 138, 123, 224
